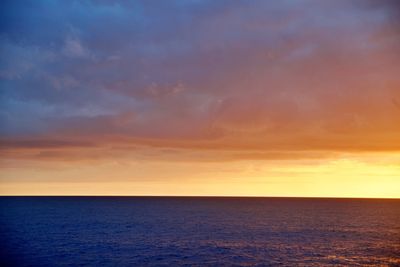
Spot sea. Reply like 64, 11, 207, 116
0, 197, 399, 266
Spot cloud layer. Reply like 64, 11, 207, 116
1, 0, 400, 163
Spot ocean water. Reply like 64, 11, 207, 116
0, 197, 399, 266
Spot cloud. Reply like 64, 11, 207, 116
63, 36, 89, 58
1, 0, 399, 164
0, 138, 94, 149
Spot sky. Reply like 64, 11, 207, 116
0, 0, 399, 197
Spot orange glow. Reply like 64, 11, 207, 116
1, 152, 399, 198
1, 1, 400, 198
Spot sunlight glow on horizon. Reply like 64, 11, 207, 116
1, 1, 400, 197
2, 153, 399, 198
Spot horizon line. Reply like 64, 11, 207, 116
1, 195, 399, 200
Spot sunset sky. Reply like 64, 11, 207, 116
1, 0, 399, 197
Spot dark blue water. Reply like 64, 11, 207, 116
0, 197, 399, 266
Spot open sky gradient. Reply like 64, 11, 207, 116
1, 0, 400, 197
